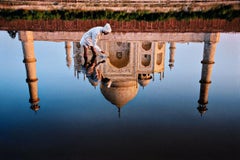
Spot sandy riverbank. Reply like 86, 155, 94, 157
0, 0, 239, 12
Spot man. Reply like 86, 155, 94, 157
80, 23, 112, 58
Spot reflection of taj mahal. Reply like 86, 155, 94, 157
18, 31, 219, 116
74, 40, 166, 114
73, 38, 166, 114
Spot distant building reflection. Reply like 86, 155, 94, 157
18, 31, 219, 116
65, 41, 72, 68
169, 42, 176, 70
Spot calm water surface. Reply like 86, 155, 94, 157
0, 31, 240, 160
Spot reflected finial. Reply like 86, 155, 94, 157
118, 107, 121, 119
169, 63, 174, 70
30, 103, 40, 113
197, 104, 208, 117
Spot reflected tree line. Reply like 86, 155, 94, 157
9, 31, 219, 117
1, 5, 239, 21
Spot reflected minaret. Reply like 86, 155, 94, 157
73, 42, 83, 79
20, 31, 40, 112
169, 42, 176, 70
65, 41, 72, 68
198, 34, 219, 116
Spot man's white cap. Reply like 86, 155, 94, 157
102, 23, 112, 33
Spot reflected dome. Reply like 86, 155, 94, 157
100, 80, 138, 108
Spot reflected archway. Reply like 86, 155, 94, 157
109, 42, 130, 68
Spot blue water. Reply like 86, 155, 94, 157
0, 31, 240, 160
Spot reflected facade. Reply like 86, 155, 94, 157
18, 31, 219, 116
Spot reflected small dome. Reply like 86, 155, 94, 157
138, 74, 152, 87
138, 79, 151, 87
88, 78, 99, 87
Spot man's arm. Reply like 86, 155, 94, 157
92, 31, 102, 53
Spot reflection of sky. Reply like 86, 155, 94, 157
0, 31, 240, 159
